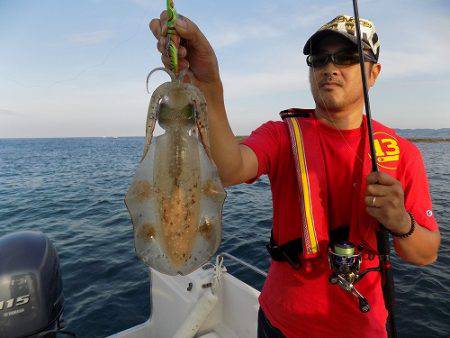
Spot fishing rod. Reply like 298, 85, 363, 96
352, 1, 398, 337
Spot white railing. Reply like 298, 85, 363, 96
217, 252, 268, 278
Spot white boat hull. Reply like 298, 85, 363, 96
109, 260, 260, 338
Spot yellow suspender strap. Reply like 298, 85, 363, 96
286, 117, 319, 256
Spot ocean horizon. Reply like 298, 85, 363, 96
1, 126, 449, 140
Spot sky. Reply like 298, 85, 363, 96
0, 0, 449, 138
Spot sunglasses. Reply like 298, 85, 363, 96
306, 49, 377, 68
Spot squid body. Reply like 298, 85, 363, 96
125, 68, 226, 275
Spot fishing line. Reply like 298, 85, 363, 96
2, 16, 149, 90
310, 40, 366, 166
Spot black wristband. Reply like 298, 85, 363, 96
389, 212, 416, 238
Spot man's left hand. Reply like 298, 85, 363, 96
365, 172, 411, 233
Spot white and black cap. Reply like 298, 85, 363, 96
303, 15, 381, 61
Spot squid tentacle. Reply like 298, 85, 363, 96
189, 85, 211, 160
142, 82, 171, 161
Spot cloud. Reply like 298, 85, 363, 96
381, 49, 449, 80
128, 0, 160, 11
0, 108, 21, 116
68, 30, 113, 46
205, 1, 350, 50
380, 25, 450, 80
222, 68, 309, 100
208, 21, 282, 49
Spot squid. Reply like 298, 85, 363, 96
125, 68, 226, 275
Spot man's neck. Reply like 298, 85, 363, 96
315, 106, 363, 130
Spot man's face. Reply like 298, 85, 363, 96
308, 35, 380, 112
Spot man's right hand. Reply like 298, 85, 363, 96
149, 11, 222, 95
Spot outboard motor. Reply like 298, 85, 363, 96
0, 231, 72, 337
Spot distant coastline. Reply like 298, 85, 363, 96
235, 136, 449, 143
234, 128, 450, 142
407, 138, 450, 143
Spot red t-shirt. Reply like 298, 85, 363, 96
241, 118, 438, 338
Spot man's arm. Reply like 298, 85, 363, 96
365, 172, 441, 266
202, 85, 258, 187
150, 12, 257, 187
392, 220, 440, 266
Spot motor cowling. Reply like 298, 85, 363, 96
0, 231, 64, 338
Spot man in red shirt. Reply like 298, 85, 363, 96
150, 13, 441, 338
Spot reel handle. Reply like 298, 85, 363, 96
359, 298, 370, 313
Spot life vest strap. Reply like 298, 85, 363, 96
279, 108, 313, 119
266, 226, 351, 270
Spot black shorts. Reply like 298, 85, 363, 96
257, 308, 286, 338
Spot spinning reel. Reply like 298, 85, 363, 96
328, 242, 380, 313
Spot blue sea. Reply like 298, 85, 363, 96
0, 137, 448, 337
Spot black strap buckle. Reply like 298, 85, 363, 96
266, 231, 302, 270
281, 251, 301, 270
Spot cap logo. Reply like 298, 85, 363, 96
321, 15, 373, 30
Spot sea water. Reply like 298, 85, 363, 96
0, 137, 448, 337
